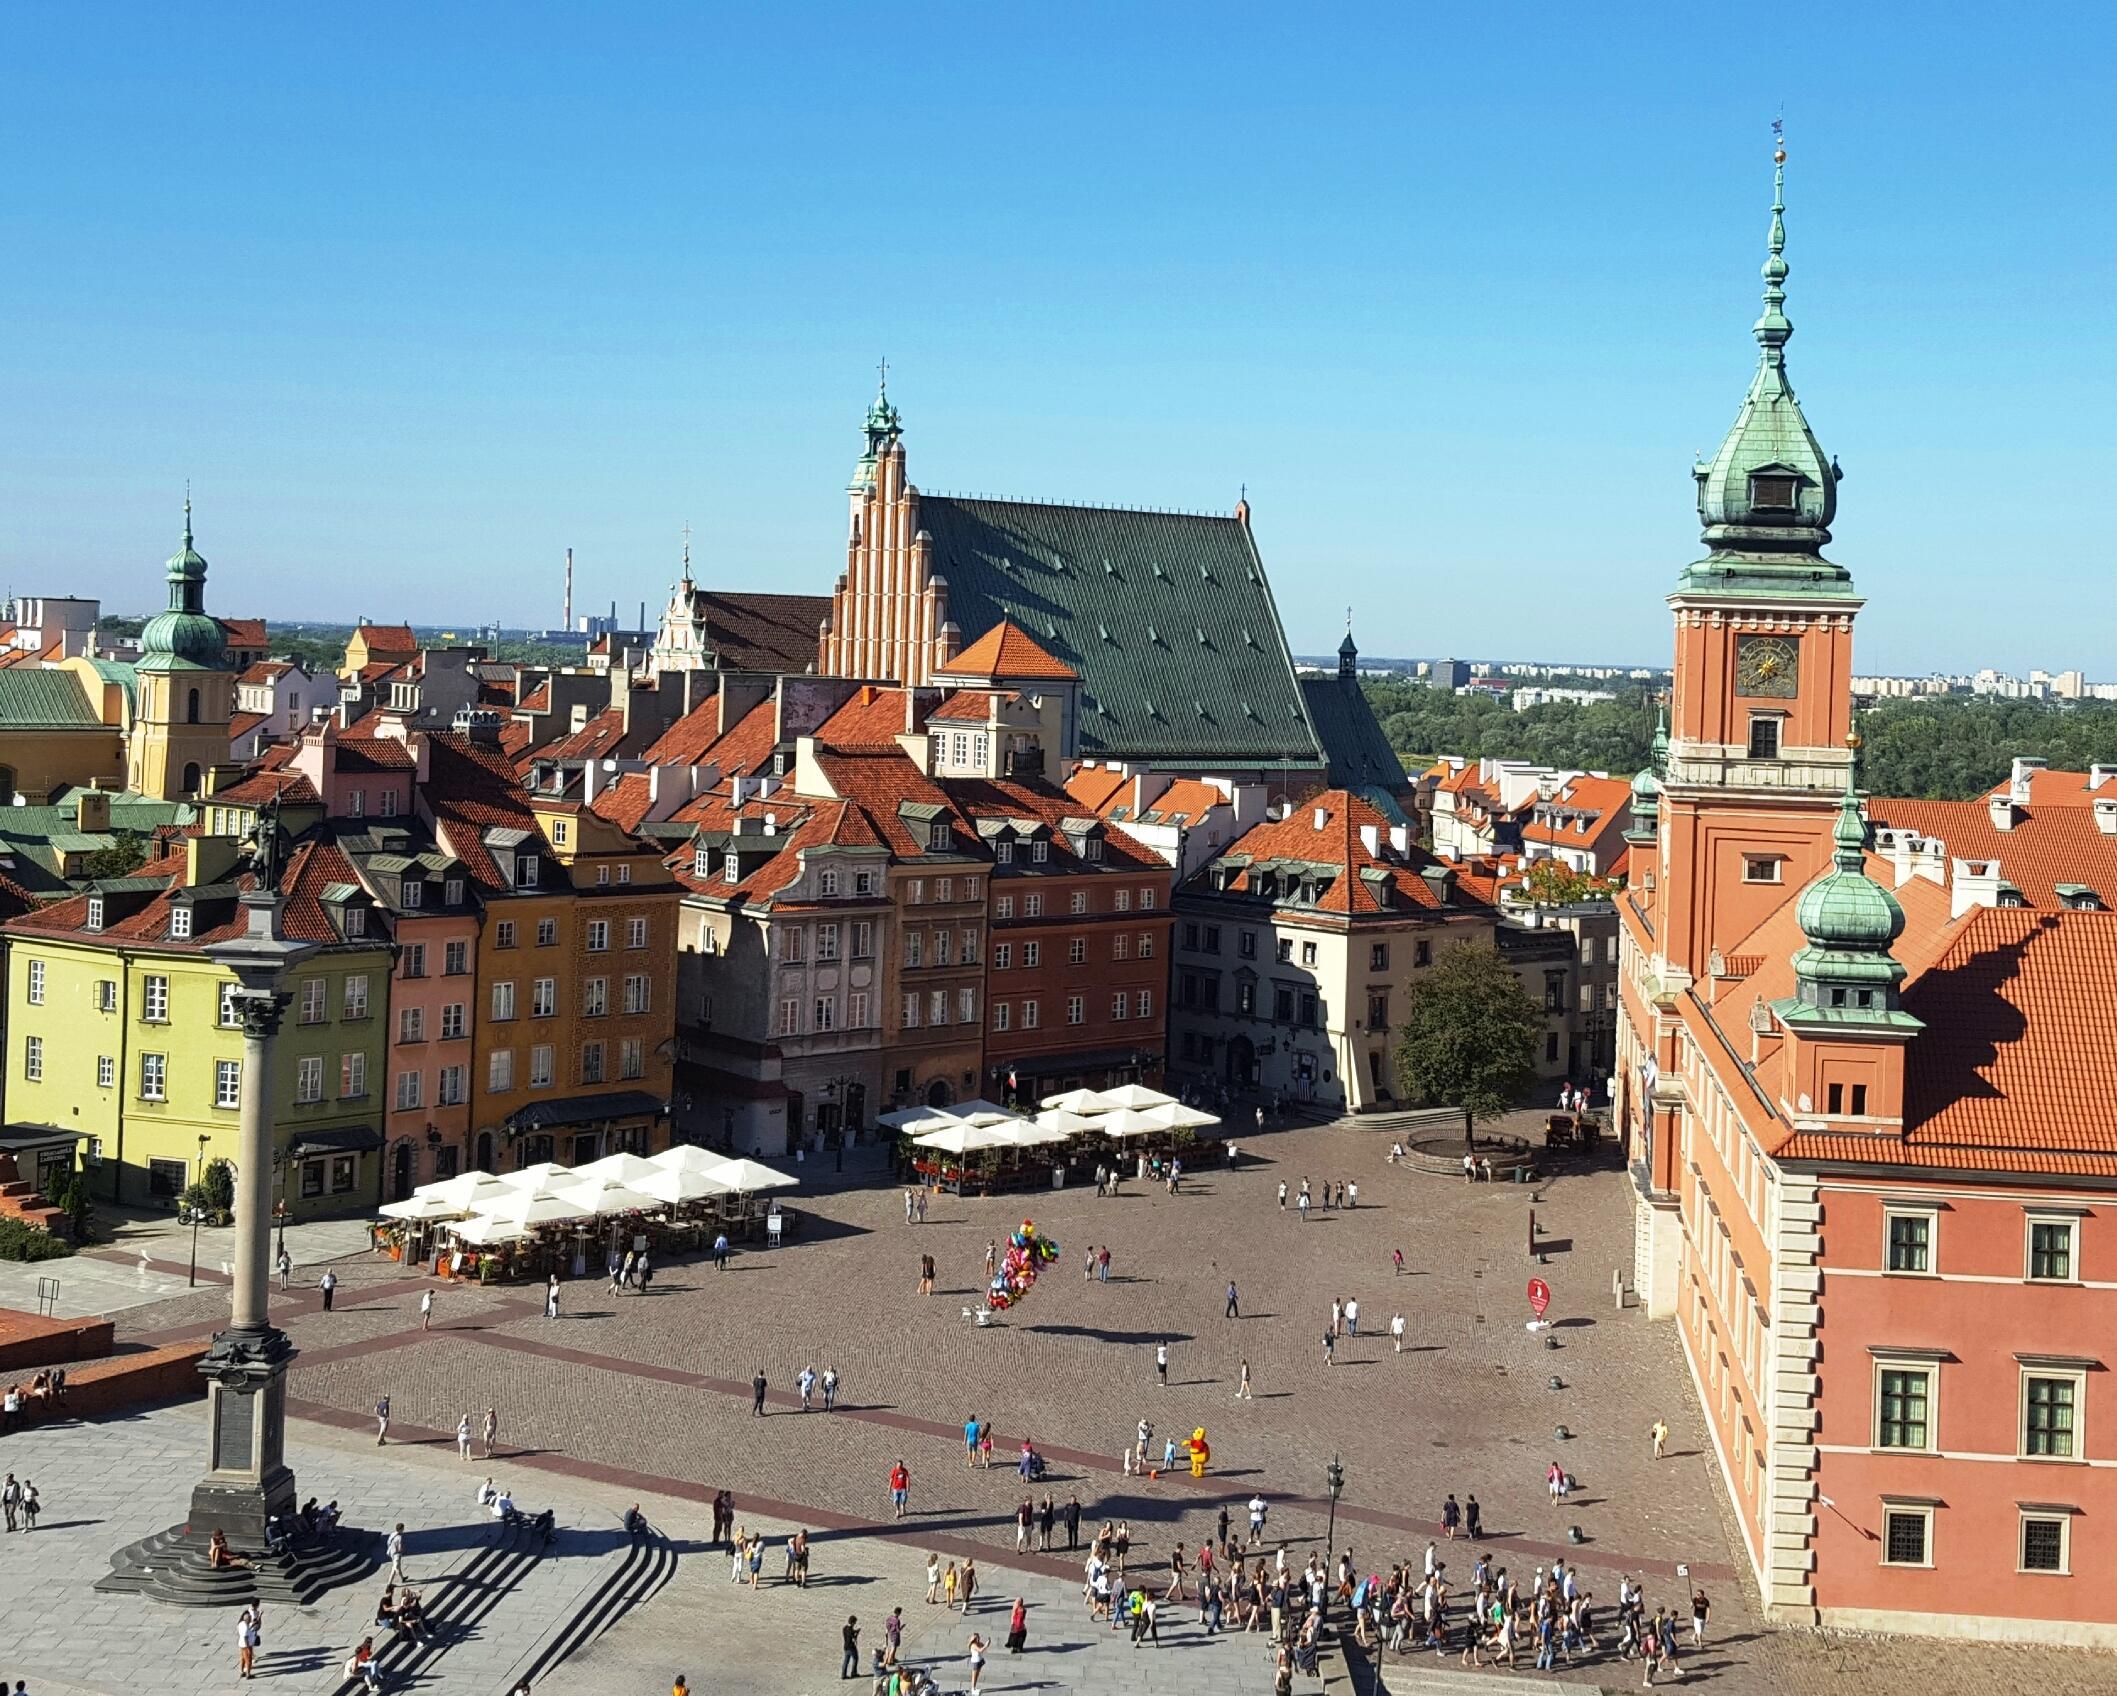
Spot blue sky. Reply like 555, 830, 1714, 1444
5, 3, 2112, 675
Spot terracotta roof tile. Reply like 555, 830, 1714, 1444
1867, 795, 2117, 909
815, 686, 918, 750
539, 706, 628, 762
1196, 790, 1479, 916
937, 619, 1078, 682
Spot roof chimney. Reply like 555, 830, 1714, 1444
1312, 806, 1329, 831
1987, 793, 2020, 831
1358, 823, 1379, 859
2009, 756, 2046, 804
2095, 797, 2117, 837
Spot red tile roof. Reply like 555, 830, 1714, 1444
1201, 791, 1482, 916
539, 706, 628, 762
938, 620, 1078, 682
1521, 774, 1633, 850
815, 686, 918, 750
1063, 767, 1131, 813
1982, 768, 2117, 808
927, 689, 1008, 723
237, 661, 296, 686
353, 623, 418, 656
422, 731, 542, 889
336, 736, 417, 773
590, 772, 653, 833
217, 617, 269, 650
211, 769, 322, 807
1866, 795, 2117, 909
648, 699, 780, 780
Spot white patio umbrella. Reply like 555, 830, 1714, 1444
947, 1097, 1019, 1126
379, 1193, 467, 1222
1097, 1107, 1167, 1139
447, 1215, 536, 1246
701, 1156, 800, 1193
1142, 1101, 1221, 1131
633, 1164, 733, 1206
417, 1170, 502, 1204
911, 1123, 1017, 1156
496, 1162, 574, 1192
994, 1117, 1071, 1148
878, 1107, 962, 1134
1040, 1087, 1114, 1114
554, 1178, 663, 1217
650, 1144, 736, 1177
1095, 1084, 1176, 1112
574, 1151, 662, 1188
1031, 1108, 1100, 1136
481, 1188, 595, 1228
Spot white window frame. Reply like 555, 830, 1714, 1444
2019, 1363, 2088, 1460
992, 1001, 1010, 1033
1882, 1205, 1937, 1277
586, 920, 610, 953
144, 974, 171, 1023
1021, 999, 1039, 1030
1879, 1501, 1935, 1569
96, 1054, 115, 1089
1067, 994, 1084, 1025
26, 960, 44, 1004
215, 1059, 241, 1108
1872, 1356, 1939, 1453
2019, 1509, 2073, 1576
140, 1052, 167, 1101
296, 1055, 324, 1103
2025, 1212, 2082, 1283
22, 1035, 41, 1082
528, 1044, 554, 1089
627, 916, 648, 949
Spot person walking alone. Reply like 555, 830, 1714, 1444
1155, 1341, 1169, 1389
319, 1269, 337, 1312
456, 1414, 472, 1460
1225, 1280, 1240, 1319
840, 1615, 861, 1680
1298, 1187, 1311, 1224
1650, 1418, 1669, 1460
752, 1370, 768, 1416
374, 1395, 391, 1445
1237, 1357, 1253, 1399
483, 1406, 499, 1459
544, 1273, 560, 1320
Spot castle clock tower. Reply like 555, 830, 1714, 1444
1657, 137, 1861, 986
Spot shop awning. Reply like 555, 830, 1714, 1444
505, 1091, 666, 1136
286, 1126, 383, 1159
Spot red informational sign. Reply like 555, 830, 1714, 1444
1527, 1277, 1552, 1319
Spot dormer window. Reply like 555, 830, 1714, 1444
724, 856, 740, 886
1031, 840, 1049, 864
402, 880, 424, 910
518, 855, 540, 889
170, 906, 193, 940
996, 841, 1014, 866
344, 907, 368, 938
1750, 472, 1799, 510
1083, 835, 1104, 862
445, 878, 464, 906
929, 821, 952, 852
86, 896, 104, 931
693, 846, 711, 877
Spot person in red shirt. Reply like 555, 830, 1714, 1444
890, 1461, 910, 1518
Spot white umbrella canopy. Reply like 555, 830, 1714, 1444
574, 1152, 661, 1187
946, 1098, 1018, 1126
994, 1117, 1071, 1148
1097, 1107, 1167, 1139
912, 1123, 1016, 1156
702, 1156, 799, 1193
447, 1215, 536, 1246
651, 1144, 736, 1177
1031, 1109, 1099, 1136
878, 1107, 962, 1134
1040, 1087, 1113, 1114
496, 1162, 574, 1193
481, 1188, 596, 1227
417, 1170, 502, 1204
379, 1193, 466, 1222
632, 1164, 733, 1206
553, 1179, 663, 1217
1142, 1101, 1221, 1131
1096, 1084, 1176, 1112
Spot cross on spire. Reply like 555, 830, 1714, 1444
877, 356, 889, 397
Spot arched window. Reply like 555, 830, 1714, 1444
181, 761, 202, 796
186, 688, 201, 724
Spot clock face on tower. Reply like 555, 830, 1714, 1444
1736, 635, 1800, 699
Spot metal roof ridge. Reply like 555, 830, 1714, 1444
924, 490, 1240, 522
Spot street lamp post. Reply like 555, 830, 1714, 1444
1321, 1455, 1346, 1619
187, 1133, 210, 1287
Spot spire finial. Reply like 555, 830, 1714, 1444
183, 482, 193, 549
1345, 605, 1353, 636
877, 356, 888, 399
681, 520, 692, 583
1755, 119, 1792, 360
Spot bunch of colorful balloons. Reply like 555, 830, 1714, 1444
986, 1218, 1060, 1311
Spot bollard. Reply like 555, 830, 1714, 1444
1567, 1525, 1585, 1545
1554, 1424, 1571, 1441
1548, 1375, 1564, 1391
1612, 1267, 1626, 1311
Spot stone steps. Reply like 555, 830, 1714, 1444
96, 1522, 384, 1607
510, 1516, 680, 1685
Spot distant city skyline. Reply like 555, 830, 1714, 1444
5, 4, 2111, 674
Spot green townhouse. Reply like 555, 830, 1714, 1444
3, 827, 393, 1217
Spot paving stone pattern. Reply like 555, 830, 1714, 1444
8, 1115, 2106, 1694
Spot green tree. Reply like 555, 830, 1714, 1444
1518, 857, 1621, 906
77, 829, 148, 881
53, 1174, 93, 1242
201, 1158, 236, 1215
1393, 941, 1541, 1141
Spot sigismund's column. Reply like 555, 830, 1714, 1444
187, 893, 317, 1543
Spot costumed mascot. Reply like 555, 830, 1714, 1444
1185, 1427, 1210, 1478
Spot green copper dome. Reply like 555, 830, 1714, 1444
1678, 140, 1854, 602
1795, 786, 1902, 949
136, 501, 229, 675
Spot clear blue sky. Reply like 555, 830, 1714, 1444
5, 3, 2112, 675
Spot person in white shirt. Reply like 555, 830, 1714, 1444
491, 1488, 514, 1520
476, 1477, 498, 1509
456, 1414, 472, 1460
1390, 1312, 1406, 1352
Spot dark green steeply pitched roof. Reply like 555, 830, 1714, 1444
916, 496, 1322, 767
0, 669, 101, 730
1300, 675, 1409, 799
0, 795, 193, 897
